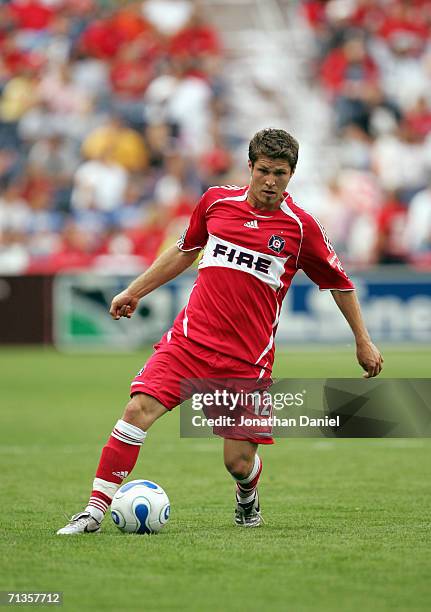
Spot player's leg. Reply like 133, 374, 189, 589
85, 393, 168, 520
57, 393, 167, 535
223, 439, 263, 527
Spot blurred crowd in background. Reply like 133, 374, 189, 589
0, 0, 430, 273
303, 0, 431, 267
0, 0, 228, 272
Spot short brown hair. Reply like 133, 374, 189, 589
248, 128, 299, 172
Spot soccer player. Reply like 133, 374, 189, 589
57, 128, 383, 534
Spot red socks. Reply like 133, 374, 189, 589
85, 419, 146, 521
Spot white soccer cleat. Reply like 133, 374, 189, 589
56, 512, 101, 535
234, 491, 264, 528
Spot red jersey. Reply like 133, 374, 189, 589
173, 185, 354, 370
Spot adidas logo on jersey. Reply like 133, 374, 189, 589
244, 220, 259, 229
112, 471, 129, 479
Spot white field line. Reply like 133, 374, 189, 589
0, 444, 98, 455
1, 439, 428, 456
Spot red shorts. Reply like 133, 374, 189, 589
130, 334, 274, 444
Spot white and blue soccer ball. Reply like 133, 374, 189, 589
111, 479, 170, 534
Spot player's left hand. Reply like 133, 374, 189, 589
356, 341, 384, 378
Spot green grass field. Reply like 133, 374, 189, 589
1, 346, 430, 611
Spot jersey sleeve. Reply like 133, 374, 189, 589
176, 193, 209, 251
298, 214, 355, 290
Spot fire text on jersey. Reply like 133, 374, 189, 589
212, 243, 271, 274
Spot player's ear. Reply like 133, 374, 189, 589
248, 159, 253, 173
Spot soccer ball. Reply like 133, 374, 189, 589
111, 479, 170, 534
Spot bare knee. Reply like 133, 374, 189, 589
224, 454, 254, 480
224, 440, 257, 479
122, 394, 167, 431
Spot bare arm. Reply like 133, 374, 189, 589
331, 290, 383, 378
110, 245, 200, 320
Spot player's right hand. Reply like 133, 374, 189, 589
109, 290, 139, 320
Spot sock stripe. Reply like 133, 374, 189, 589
236, 489, 256, 505
88, 498, 109, 512
112, 430, 142, 446
237, 481, 255, 493
234, 456, 262, 504
114, 419, 146, 442
91, 490, 112, 504
89, 499, 107, 510
113, 428, 137, 441
236, 455, 261, 485
113, 428, 140, 442
90, 494, 109, 505
92, 478, 120, 498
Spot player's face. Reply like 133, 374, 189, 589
247, 156, 293, 210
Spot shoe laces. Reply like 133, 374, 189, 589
235, 505, 265, 524
70, 512, 94, 526
236, 498, 259, 516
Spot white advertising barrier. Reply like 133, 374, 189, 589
53, 268, 431, 350
53, 273, 175, 351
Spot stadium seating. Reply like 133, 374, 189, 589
0, 0, 430, 272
